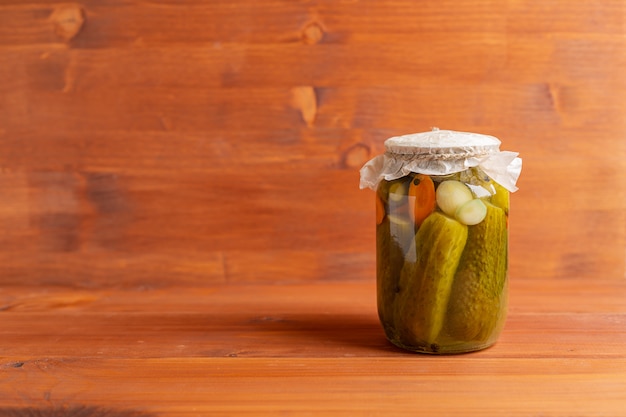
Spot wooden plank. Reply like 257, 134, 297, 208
2, 36, 624, 89
1, 279, 625, 414
1, 1, 623, 48
0, 130, 351, 172
1, 83, 624, 133
4, 309, 625, 359
1, 280, 626, 358
0, 357, 624, 416
0, 140, 377, 286
3, 278, 625, 315
0, 280, 625, 414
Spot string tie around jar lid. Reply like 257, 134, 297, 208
383, 149, 495, 161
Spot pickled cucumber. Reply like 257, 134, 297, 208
395, 212, 468, 347
490, 181, 510, 215
376, 218, 405, 333
378, 176, 411, 205
459, 167, 494, 199
378, 178, 416, 256
445, 201, 508, 342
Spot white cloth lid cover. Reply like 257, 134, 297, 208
359, 129, 522, 192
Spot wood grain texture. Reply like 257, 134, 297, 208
3, 3, 626, 414
1, 358, 625, 416
1, 280, 626, 415
1, 279, 626, 359
0, 1, 625, 290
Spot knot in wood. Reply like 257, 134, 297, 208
302, 22, 324, 45
342, 143, 371, 169
51, 5, 85, 41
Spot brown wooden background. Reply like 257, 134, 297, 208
1, 0, 625, 288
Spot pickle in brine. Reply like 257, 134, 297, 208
446, 201, 508, 342
378, 177, 415, 253
395, 212, 468, 348
376, 217, 406, 335
490, 181, 510, 215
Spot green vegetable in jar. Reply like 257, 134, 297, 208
394, 211, 468, 350
445, 201, 508, 344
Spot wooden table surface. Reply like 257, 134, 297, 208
2, 277, 625, 416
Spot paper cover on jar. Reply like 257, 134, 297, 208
359, 129, 522, 192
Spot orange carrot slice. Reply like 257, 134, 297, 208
408, 174, 436, 226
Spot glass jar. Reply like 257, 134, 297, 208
360, 129, 522, 354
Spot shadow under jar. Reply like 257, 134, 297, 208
360, 129, 522, 354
